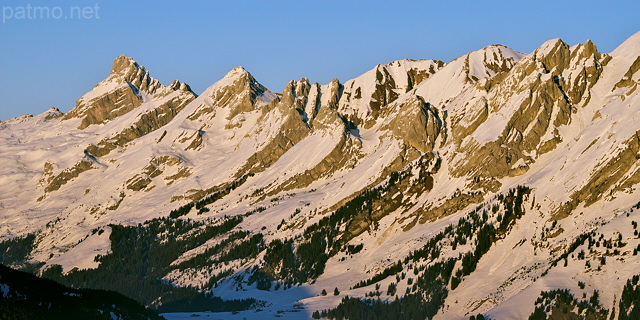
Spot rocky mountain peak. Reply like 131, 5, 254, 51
61, 55, 195, 129
219, 66, 255, 85
280, 79, 308, 106
215, 66, 261, 91
196, 66, 271, 119
531, 38, 571, 73
225, 65, 248, 75
107, 55, 161, 93
582, 39, 598, 55
110, 55, 141, 77
43, 107, 63, 120
535, 38, 567, 56
569, 39, 602, 62
463, 44, 524, 80
169, 79, 194, 94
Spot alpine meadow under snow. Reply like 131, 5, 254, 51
2, 32, 640, 320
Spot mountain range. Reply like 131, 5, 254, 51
1, 31, 640, 319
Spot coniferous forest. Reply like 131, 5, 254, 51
0, 264, 163, 320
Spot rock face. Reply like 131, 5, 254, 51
2, 32, 640, 319
446, 39, 610, 183
62, 55, 195, 130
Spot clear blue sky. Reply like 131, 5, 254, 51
1, 0, 639, 121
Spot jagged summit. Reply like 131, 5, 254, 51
201, 65, 268, 101
572, 39, 601, 59
222, 66, 250, 79
105, 55, 160, 92
204, 65, 262, 91
41, 107, 63, 120
103, 55, 164, 93
463, 43, 524, 80
110, 55, 193, 94
110, 55, 141, 76
60, 55, 196, 129
535, 38, 565, 55
410, 44, 524, 109
334, 58, 444, 126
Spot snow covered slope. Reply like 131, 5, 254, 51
1, 32, 640, 319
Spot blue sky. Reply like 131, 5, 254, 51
1, 0, 639, 121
